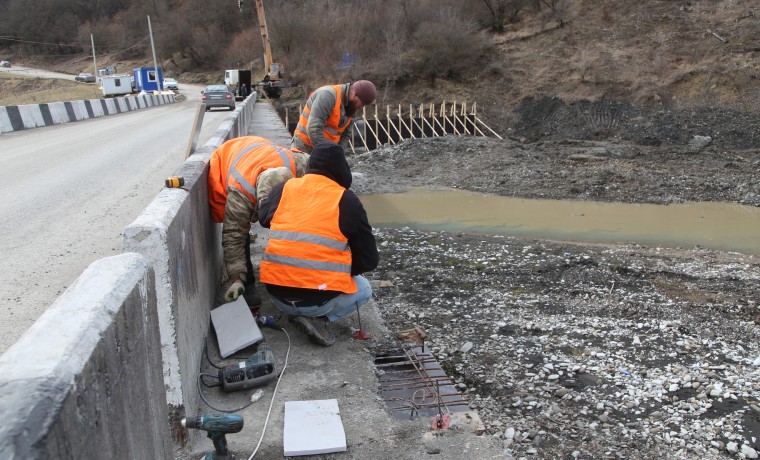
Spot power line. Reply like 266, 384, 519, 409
0, 35, 151, 60
0, 36, 80, 47
110, 36, 151, 57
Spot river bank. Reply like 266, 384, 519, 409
348, 107, 760, 458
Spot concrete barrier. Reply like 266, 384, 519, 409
122, 93, 258, 446
0, 253, 171, 460
0, 92, 259, 457
0, 92, 176, 133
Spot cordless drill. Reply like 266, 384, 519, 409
181, 414, 244, 460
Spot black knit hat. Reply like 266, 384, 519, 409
307, 142, 352, 188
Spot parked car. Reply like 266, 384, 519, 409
75, 73, 96, 83
163, 78, 179, 91
0, 60, 11, 68
201, 85, 235, 111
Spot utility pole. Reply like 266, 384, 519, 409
90, 34, 98, 83
147, 15, 162, 90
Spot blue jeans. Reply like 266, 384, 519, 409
267, 276, 372, 322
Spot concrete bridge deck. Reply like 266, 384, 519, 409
248, 98, 291, 146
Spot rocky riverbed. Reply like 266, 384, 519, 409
365, 228, 759, 460
347, 101, 760, 459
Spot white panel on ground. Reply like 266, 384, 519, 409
283, 399, 347, 456
210, 297, 262, 358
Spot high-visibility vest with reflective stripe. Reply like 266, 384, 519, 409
294, 85, 352, 149
208, 136, 297, 223
260, 174, 357, 293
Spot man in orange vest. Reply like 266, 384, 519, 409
258, 142, 379, 346
291, 80, 377, 154
208, 136, 309, 305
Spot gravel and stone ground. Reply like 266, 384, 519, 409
347, 99, 760, 459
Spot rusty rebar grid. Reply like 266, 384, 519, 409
376, 347, 468, 419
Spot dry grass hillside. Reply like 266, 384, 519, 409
0, 73, 102, 106
2, 0, 759, 134
267, 1, 760, 136
493, 1, 759, 107
373, 0, 760, 134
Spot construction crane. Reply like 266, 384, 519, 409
255, 0, 282, 81
253, 0, 285, 98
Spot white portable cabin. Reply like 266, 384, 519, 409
101, 74, 132, 97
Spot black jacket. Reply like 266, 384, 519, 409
258, 142, 379, 303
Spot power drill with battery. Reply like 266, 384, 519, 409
181, 413, 244, 460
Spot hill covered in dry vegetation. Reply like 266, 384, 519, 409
3, 0, 759, 132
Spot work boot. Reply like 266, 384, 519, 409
244, 292, 262, 307
244, 283, 262, 307
289, 316, 335, 347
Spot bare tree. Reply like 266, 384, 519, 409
407, 7, 490, 87
224, 29, 261, 72
479, 0, 530, 32
378, 2, 410, 85
0, 0, 503, 90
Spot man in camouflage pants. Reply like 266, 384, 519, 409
208, 136, 309, 305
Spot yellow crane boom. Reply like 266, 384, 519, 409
255, 0, 283, 81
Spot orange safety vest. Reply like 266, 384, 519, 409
294, 85, 352, 149
208, 136, 298, 223
260, 174, 357, 293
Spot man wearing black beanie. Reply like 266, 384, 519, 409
258, 142, 379, 346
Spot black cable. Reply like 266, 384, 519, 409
199, 373, 221, 388
197, 374, 255, 413
204, 338, 223, 369
197, 321, 288, 415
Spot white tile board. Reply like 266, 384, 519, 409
210, 297, 263, 358
283, 399, 347, 456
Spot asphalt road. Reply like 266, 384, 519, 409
0, 81, 231, 354
0, 64, 79, 80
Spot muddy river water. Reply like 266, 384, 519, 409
360, 188, 760, 256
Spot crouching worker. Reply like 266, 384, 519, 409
208, 136, 309, 305
258, 142, 379, 346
